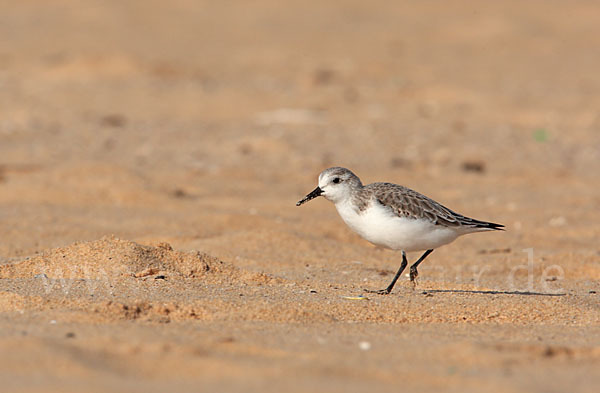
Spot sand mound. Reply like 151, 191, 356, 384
0, 291, 25, 310
0, 236, 231, 280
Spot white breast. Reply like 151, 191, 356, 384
334, 199, 460, 252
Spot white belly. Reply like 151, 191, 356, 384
335, 200, 459, 252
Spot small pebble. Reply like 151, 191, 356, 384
549, 216, 567, 227
461, 160, 486, 173
171, 189, 187, 198
358, 341, 372, 351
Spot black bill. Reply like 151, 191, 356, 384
296, 186, 323, 206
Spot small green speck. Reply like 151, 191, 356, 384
533, 129, 548, 142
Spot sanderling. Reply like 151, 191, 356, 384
296, 167, 504, 294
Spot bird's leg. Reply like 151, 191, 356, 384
365, 251, 408, 295
409, 249, 434, 288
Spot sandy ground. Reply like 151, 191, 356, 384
1, 1, 600, 392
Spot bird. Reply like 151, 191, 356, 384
296, 167, 504, 294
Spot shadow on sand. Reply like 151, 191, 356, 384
424, 289, 566, 297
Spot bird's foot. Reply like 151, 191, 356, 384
410, 267, 419, 289
364, 288, 392, 295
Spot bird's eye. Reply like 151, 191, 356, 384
332, 177, 341, 184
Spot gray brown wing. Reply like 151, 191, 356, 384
365, 183, 503, 230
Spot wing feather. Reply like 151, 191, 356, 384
362, 182, 503, 230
